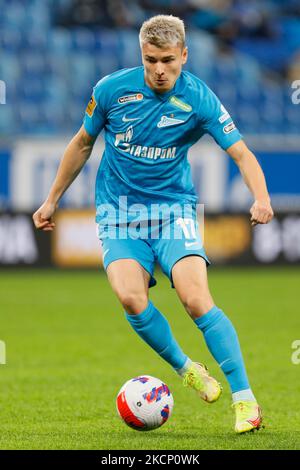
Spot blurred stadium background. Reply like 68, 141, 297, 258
0, 0, 300, 451
0, 0, 300, 267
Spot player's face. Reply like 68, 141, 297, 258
142, 42, 188, 93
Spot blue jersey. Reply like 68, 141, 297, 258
83, 66, 241, 224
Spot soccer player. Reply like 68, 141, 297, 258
33, 15, 274, 433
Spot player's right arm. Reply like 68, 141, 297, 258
32, 126, 96, 231
33, 76, 110, 231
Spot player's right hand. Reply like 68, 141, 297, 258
32, 201, 57, 231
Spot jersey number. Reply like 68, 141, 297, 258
176, 217, 197, 239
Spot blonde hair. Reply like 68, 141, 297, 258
139, 15, 185, 49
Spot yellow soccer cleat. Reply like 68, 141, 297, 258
182, 362, 222, 403
232, 401, 263, 434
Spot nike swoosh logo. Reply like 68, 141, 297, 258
185, 241, 200, 248
122, 115, 142, 122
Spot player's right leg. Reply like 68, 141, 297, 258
101, 239, 190, 376
106, 258, 150, 314
172, 256, 262, 431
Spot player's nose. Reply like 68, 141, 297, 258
155, 64, 165, 76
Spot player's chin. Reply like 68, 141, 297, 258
154, 81, 171, 92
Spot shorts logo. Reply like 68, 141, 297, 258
118, 93, 144, 104
223, 122, 236, 134
85, 95, 97, 117
169, 96, 192, 112
185, 241, 200, 248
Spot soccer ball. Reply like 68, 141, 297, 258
116, 375, 174, 431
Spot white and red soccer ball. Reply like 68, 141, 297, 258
116, 375, 174, 431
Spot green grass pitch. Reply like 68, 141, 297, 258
0, 267, 299, 450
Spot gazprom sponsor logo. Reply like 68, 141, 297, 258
120, 143, 177, 160
114, 126, 134, 147
114, 125, 177, 160
169, 96, 192, 112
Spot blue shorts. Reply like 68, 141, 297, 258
97, 216, 210, 288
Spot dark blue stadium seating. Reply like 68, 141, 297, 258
0, 0, 298, 135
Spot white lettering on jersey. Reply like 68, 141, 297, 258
218, 104, 230, 123
114, 126, 177, 160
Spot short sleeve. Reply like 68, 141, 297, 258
83, 77, 109, 137
199, 84, 242, 150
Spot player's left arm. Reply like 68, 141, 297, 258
226, 139, 274, 226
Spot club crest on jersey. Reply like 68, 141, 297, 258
169, 96, 192, 112
157, 115, 185, 128
118, 93, 144, 104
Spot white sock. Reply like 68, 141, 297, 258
176, 357, 193, 376
232, 389, 256, 403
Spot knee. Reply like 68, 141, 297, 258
182, 290, 214, 320
118, 290, 148, 314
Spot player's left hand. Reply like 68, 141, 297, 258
250, 199, 274, 226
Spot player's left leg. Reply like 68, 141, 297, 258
172, 256, 262, 433
101, 237, 192, 378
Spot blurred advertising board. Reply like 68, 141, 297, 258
2, 210, 299, 267
225, 136, 300, 211
205, 213, 300, 265
52, 210, 102, 267
9, 138, 104, 211
1, 136, 300, 213
0, 213, 51, 266
55, 210, 300, 266
0, 148, 10, 209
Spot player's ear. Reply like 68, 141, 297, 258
182, 46, 188, 64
